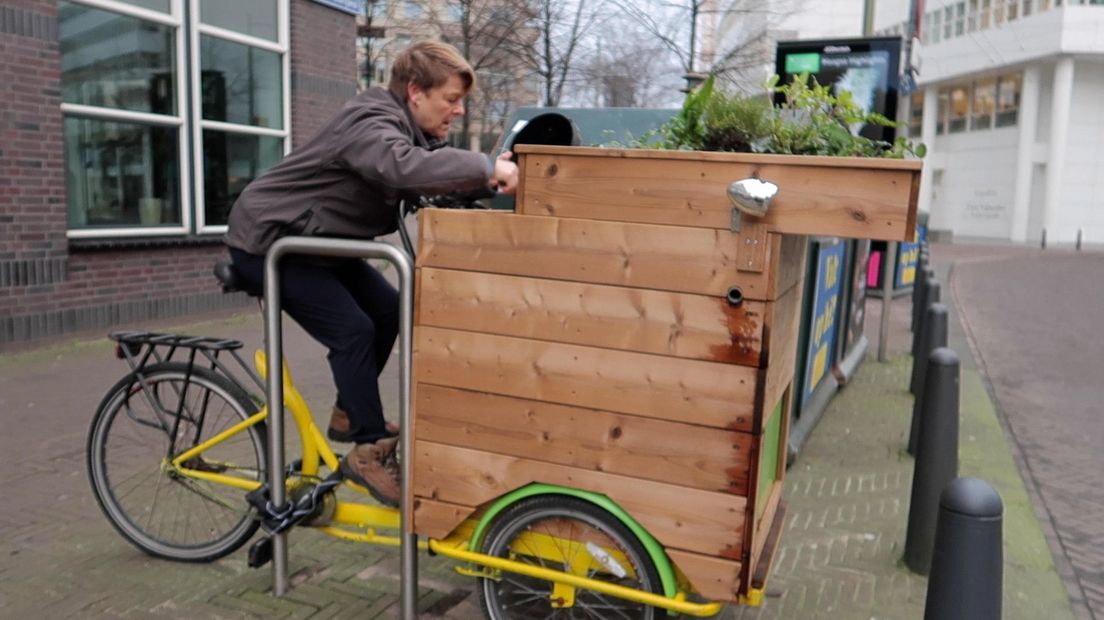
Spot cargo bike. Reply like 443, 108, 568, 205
86, 145, 920, 618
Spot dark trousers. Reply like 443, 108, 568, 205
229, 247, 399, 444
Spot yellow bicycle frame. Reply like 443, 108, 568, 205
165, 351, 731, 617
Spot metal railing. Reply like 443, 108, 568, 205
262, 237, 417, 619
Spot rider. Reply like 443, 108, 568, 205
223, 41, 519, 507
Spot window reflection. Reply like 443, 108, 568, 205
909, 92, 924, 138
121, 0, 171, 12
937, 92, 949, 135
203, 131, 283, 226
200, 35, 283, 129
996, 74, 1021, 127
64, 117, 180, 228
972, 80, 996, 129
59, 1, 175, 115
200, 0, 278, 41
949, 87, 969, 133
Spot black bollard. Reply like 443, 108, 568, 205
923, 477, 1003, 620
905, 347, 960, 574
910, 276, 940, 381
910, 254, 930, 333
910, 301, 950, 415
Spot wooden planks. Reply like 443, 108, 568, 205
411, 204, 813, 602
418, 268, 767, 366
416, 326, 758, 431
760, 285, 803, 430
516, 145, 921, 242
418, 209, 792, 301
416, 384, 754, 495
413, 497, 479, 540
667, 549, 743, 602
413, 441, 748, 558
747, 481, 785, 591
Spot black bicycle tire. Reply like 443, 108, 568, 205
477, 495, 664, 620
87, 362, 267, 562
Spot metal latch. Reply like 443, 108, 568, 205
728, 177, 779, 232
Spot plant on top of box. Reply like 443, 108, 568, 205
636, 74, 925, 160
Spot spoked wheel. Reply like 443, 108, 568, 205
478, 496, 664, 620
87, 362, 267, 561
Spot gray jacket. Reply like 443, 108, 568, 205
224, 87, 492, 255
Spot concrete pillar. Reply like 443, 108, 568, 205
1043, 57, 1075, 242
1010, 66, 1041, 243
917, 85, 939, 227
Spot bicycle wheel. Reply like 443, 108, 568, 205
87, 362, 267, 562
478, 496, 664, 620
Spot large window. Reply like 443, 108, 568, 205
948, 86, 969, 133
59, 0, 288, 238
996, 73, 1022, 127
909, 92, 924, 138
933, 73, 1021, 136
930, 10, 942, 43
936, 91, 949, 135
972, 79, 996, 129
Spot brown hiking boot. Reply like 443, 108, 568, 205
328, 406, 399, 442
340, 437, 400, 507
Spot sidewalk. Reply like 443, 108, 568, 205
727, 283, 1072, 619
0, 254, 1074, 618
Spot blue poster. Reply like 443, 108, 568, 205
894, 223, 927, 289
803, 240, 846, 404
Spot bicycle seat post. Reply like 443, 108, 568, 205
262, 237, 417, 620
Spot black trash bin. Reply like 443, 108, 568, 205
489, 112, 581, 210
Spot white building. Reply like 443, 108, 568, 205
708, 0, 866, 92
877, 0, 1104, 245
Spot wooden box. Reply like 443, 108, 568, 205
411, 146, 921, 602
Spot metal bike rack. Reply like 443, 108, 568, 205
263, 237, 417, 620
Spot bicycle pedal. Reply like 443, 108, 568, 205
247, 536, 273, 569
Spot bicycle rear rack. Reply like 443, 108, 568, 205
110, 330, 265, 393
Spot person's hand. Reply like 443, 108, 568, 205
491, 151, 519, 195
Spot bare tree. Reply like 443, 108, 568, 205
359, 0, 389, 89
612, 0, 806, 94
519, 0, 600, 107
576, 28, 683, 108
610, 0, 706, 80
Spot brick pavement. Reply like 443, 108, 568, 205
0, 246, 1079, 618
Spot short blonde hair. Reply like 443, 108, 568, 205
388, 41, 475, 100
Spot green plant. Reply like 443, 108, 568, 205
631, 73, 925, 160
701, 88, 774, 153
657, 74, 716, 151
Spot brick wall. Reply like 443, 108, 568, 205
0, 1, 358, 346
0, 1, 68, 287
290, 0, 358, 147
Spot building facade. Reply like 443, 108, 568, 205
0, 0, 358, 345
878, 0, 1104, 244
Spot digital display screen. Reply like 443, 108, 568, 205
775, 37, 903, 143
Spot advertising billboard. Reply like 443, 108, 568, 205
774, 37, 903, 144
